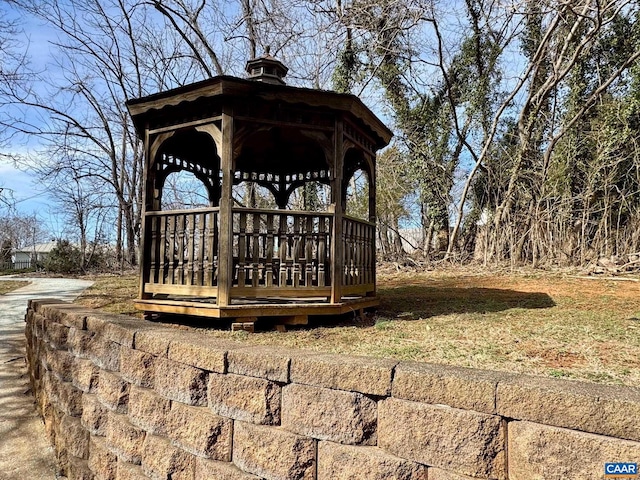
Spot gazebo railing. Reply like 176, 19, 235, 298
342, 215, 376, 295
142, 207, 375, 301
144, 207, 220, 297
231, 207, 332, 296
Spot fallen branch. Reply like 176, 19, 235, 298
568, 275, 639, 282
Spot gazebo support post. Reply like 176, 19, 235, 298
368, 157, 377, 297
138, 126, 153, 301
331, 119, 344, 304
218, 109, 234, 307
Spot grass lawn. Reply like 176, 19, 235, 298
74, 267, 640, 387
0, 281, 30, 295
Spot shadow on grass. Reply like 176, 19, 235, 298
377, 285, 555, 320
133, 286, 556, 332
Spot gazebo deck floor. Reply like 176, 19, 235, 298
134, 295, 378, 319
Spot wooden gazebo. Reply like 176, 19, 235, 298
126, 55, 392, 325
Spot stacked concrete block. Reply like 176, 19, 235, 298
25, 299, 640, 480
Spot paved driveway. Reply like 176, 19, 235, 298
0, 277, 93, 480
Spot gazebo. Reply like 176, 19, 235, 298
126, 55, 392, 326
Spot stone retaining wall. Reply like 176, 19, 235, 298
25, 299, 640, 480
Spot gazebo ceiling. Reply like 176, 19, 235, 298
235, 128, 327, 176
159, 129, 219, 167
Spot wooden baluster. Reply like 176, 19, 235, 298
205, 212, 214, 287
359, 223, 364, 286
349, 220, 356, 285
342, 219, 350, 286
149, 216, 158, 284
176, 214, 186, 285
167, 215, 176, 285
370, 224, 375, 284
367, 224, 373, 285
341, 218, 347, 286
159, 215, 167, 284
305, 216, 314, 286
364, 224, 369, 284
352, 222, 357, 286
362, 224, 369, 285
265, 214, 274, 287
196, 213, 206, 286
186, 214, 196, 286
318, 217, 326, 287
350, 220, 356, 285
278, 214, 288, 286
238, 212, 247, 287
252, 214, 260, 287
212, 211, 220, 286
292, 216, 301, 288
353, 222, 362, 285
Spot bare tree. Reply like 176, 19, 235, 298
434, 0, 640, 263
2, 0, 161, 266
0, 6, 29, 149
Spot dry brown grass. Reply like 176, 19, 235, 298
74, 267, 640, 387
75, 274, 139, 316
0, 280, 30, 295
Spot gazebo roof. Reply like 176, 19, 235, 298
126, 75, 392, 149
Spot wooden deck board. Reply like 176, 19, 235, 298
134, 295, 379, 319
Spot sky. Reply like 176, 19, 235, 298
0, 163, 51, 212
0, 3, 65, 233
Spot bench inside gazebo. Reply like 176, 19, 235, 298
126, 55, 392, 326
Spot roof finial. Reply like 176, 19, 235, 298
245, 50, 288, 85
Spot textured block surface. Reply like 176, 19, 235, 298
27, 304, 640, 480
153, 356, 208, 406
282, 383, 377, 445
195, 457, 261, 479
168, 334, 235, 373
128, 385, 171, 435
290, 353, 397, 396
233, 421, 316, 480
228, 346, 304, 382
72, 357, 99, 393
393, 361, 501, 414
88, 436, 117, 480
141, 434, 195, 480
497, 376, 640, 442
116, 460, 147, 480
82, 393, 109, 436
378, 398, 506, 479
318, 441, 427, 479
105, 411, 146, 464
167, 401, 232, 460
60, 414, 90, 459
97, 370, 130, 413
508, 421, 640, 480
208, 372, 281, 424
119, 346, 155, 388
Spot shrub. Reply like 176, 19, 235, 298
45, 240, 83, 274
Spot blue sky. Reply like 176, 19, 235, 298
0, 2, 61, 230
0, 163, 50, 211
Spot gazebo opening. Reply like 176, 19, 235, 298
126, 56, 392, 325
344, 148, 373, 221
161, 171, 211, 210
234, 127, 331, 210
